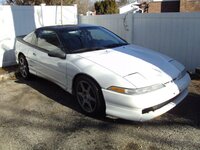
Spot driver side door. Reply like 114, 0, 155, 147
32, 29, 67, 89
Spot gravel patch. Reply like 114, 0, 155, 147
0, 76, 199, 150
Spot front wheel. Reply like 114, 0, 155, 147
74, 76, 105, 116
18, 54, 30, 79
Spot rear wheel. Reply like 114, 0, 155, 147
18, 54, 30, 79
74, 76, 105, 116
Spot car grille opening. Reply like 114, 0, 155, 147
142, 93, 181, 114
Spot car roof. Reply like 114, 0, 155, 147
37, 24, 99, 31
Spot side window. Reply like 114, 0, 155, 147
31, 32, 37, 45
23, 32, 36, 45
37, 30, 61, 52
62, 30, 83, 51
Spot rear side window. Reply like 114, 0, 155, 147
23, 32, 36, 45
37, 30, 61, 52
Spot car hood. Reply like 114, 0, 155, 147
78, 44, 181, 87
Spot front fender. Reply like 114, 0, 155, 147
66, 54, 135, 93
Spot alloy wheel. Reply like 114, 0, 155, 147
76, 80, 97, 113
19, 55, 29, 78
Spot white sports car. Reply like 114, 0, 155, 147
15, 25, 191, 121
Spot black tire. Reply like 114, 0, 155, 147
18, 54, 30, 79
74, 76, 105, 116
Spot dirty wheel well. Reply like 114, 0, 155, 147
18, 52, 25, 59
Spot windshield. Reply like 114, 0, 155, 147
60, 26, 128, 53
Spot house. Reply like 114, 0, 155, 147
119, 2, 143, 14
148, 0, 180, 13
148, 0, 200, 13
86, 11, 96, 16
180, 0, 200, 12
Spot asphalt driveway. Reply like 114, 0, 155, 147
0, 75, 199, 150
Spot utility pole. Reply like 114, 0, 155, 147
61, 0, 63, 25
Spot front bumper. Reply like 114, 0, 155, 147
102, 73, 191, 121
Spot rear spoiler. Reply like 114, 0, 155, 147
16, 35, 26, 39
16, 35, 26, 43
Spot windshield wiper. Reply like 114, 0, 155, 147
105, 43, 128, 48
73, 47, 106, 53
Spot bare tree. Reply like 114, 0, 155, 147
6, 0, 92, 15
118, 0, 128, 6
6, 0, 75, 5
76, 0, 90, 15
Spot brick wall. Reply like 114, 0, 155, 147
148, 2, 161, 13
180, 0, 200, 12
148, 1, 180, 13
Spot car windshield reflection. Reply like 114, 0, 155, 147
60, 26, 128, 53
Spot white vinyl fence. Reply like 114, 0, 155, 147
0, 5, 77, 67
80, 13, 200, 72
79, 14, 133, 43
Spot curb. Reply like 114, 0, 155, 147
0, 72, 16, 81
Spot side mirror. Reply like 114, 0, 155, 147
48, 50, 66, 59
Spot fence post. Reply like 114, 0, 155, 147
124, 13, 133, 44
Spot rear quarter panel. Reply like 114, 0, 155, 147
15, 37, 32, 63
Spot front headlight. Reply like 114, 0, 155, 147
107, 84, 165, 95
